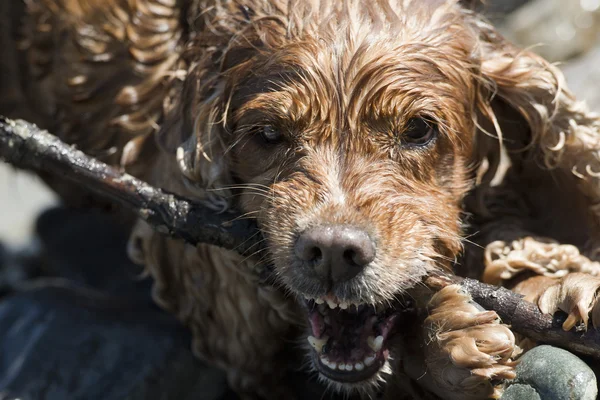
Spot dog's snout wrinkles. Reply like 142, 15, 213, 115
295, 225, 375, 283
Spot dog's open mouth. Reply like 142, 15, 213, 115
303, 295, 403, 383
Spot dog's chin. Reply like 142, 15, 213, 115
300, 294, 407, 391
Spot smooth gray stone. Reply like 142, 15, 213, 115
514, 345, 597, 400
501, 383, 541, 400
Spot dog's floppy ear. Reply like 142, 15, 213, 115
156, 57, 234, 211
472, 17, 600, 226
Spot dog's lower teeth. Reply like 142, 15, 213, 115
364, 354, 376, 366
354, 362, 364, 371
367, 335, 384, 352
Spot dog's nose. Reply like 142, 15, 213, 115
295, 225, 375, 283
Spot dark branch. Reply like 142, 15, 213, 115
0, 116, 263, 255
2, 115, 600, 359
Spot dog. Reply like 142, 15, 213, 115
6, 0, 600, 398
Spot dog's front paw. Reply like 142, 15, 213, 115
536, 272, 600, 331
424, 285, 520, 400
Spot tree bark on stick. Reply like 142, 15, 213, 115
2, 115, 600, 359
0, 116, 263, 255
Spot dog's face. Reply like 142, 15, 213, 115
196, 2, 481, 389
165, 0, 559, 392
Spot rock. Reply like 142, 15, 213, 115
513, 345, 598, 400
501, 383, 541, 400
0, 207, 235, 400
0, 285, 232, 400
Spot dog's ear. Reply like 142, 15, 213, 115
472, 17, 600, 224
156, 58, 233, 211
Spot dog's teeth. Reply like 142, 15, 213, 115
367, 336, 382, 352
338, 363, 346, 371
339, 301, 348, 310
354, 362, 364, 371
364, 355, 376, 366
326, 299, 337, 309
315, 298, 324, 304
307, 335, 328, 353
345, 363, 354, 371
375, 336, 384, 351
320, 356, 336, 370
303, 294, 311, 300
372, 335, 384, 352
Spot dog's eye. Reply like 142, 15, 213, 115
403, 118, 437, 147
259, 125, 283, 144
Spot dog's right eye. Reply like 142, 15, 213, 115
258, 125, 283, 144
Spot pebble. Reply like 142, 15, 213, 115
506, 345, 597, 400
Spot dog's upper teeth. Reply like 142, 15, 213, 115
367, 335, 384, 352
339, 301, 348, 310
326, 299, 338, 309
314, 298, 324, 304
308, 335, 329, 353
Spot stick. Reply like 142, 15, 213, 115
2, 115, 600, 359
0, 116, 263, 256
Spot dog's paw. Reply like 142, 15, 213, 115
424, 285, 520, 400
483, 237, 600, 285
536, 272, 600, 331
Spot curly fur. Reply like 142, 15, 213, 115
7, 0, 600, 399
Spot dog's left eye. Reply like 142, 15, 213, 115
259, 125, 283, 144
403, 118, 437, 147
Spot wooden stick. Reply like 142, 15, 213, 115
2, 115, 600, 359
0, 116, 263, 256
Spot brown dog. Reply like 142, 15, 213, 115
7, 0, 600, 399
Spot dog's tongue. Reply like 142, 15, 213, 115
309, 310, 325, 337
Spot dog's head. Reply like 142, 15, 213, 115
161, 0, 577, 392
